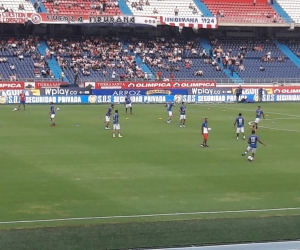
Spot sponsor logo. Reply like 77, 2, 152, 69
126, 81, 216, 89
174, 94, 182, 103
0, 89, 40, 96
0, 96, 6, 104
112, 90, 141, 96
273, 88, 300, 94
35, 82, 62, 88
41, 88, 90, 96
145, 90, 172, 95
88, 95, 97, 103
0, 83, 23, 89
189, 88, 232, 95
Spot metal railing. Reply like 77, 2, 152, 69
1, 77, 300, 85
79, 77, 300, 85
0, 78, 61, 82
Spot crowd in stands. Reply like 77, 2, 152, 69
45, 37, 148, 82
43, 0, 121, 15
2, 35, 300, 82
0, 36, 54, 80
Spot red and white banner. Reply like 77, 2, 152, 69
160, 16, 218, 29
0, 12, 27, 24
84, 81, 217, 89
28, 13, 157, 26
0, 81, 68, 90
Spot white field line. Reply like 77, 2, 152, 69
248, 121, 300, 132
203, 105, 300, 118
0, 207, 300, 225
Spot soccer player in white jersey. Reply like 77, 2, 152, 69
234, 113, 246, 140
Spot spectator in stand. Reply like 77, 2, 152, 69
153, 7, 158, 14
174, 7, 179, 16
170, 73, 174, 80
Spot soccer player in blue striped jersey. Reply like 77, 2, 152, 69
252, 106, 265, 130
179, 102, 186, 127
112, 110, 122, 138
242, 130, 266, 161
234, 113, 245, 140
105, 104, 114, 130
165, 101, 175, 123
125, 94, 132, 115
49, 102, 56, 126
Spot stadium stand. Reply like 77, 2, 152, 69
275, 0, 300, 22
210, 37, 300, 83
3, 34, 300, 83
203, 0, 283, 23
0, 0, 35, 13
128, 37, 228, 80
0, 37, 54, 80
127, 0, 203, 17
43, 0, 121, 15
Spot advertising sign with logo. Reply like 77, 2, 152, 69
25, 82, 68, 89
1, 93, 300, 104
40, 88, 91, 96
91, 89, 188, 96
188, 87, 232, 95
85, 81, 216, 89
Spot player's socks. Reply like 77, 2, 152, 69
113, 134, 115, 137
243, 136, 245, 140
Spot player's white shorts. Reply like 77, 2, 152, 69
113, 124, 120, 130
180, 115, 186, 120
168, 111, 173, 117
236, 127, 244, 133
255, 118, 260, 123
247, 146, 257, 154
126, 103, 132, 108
50, 114, 55, 119
105, 116, 110, 122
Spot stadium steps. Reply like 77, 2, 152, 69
30, 0, 47, 12
119, 0, 133, 15
199, 38, 243, 84
275, 41, 300, 68
121, 41, 154, 80
135, 57, 154, 80
37, 41, 70, 83
193, 0, 213, 17
272, 2, 292, 22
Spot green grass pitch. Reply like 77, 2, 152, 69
0, 102, 300, 248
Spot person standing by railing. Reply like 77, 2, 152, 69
235, 85, 243, 103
